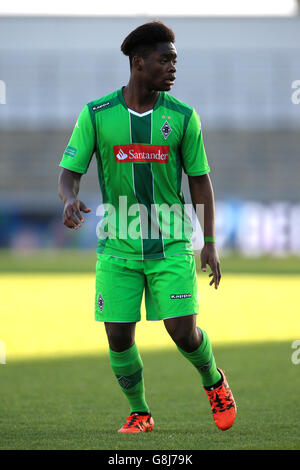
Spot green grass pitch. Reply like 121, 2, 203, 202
1, 249, 300, 450
0, 341, 299, 450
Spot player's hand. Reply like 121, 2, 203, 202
200, 243, 221, 289
63, 198, 91, 229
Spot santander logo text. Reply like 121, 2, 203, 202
113, 144, 169, 163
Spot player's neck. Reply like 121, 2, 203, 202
122, 81, 159, 114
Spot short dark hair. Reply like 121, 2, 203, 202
121, 21, 175, 67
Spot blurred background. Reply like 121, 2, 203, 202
1, 0, 299, 352
1, 1, 300, 451
0, 0, 300, 261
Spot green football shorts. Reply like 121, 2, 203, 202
95, 254, 199, 322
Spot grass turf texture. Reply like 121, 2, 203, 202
0, 248, 300, 274
0, 342, 299, 450
1, 250, 300, 449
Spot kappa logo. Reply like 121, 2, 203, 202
161, 120, 172, 140
170, 293, 192, 299
92, 102, 110, 111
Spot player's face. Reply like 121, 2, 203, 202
142, 42, 177, 91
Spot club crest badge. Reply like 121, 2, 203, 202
161, 120, 172, 140
98, 293, 105, 312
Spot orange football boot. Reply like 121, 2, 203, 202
204, 368, 237, 431
118, 413, 154, 433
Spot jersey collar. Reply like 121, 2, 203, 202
117, 87, 164, 113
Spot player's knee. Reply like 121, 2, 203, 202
105, 327, 134, 352
168, 325, 191, 347
165, 320, 200, 351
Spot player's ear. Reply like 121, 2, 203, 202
132, 55, 143, 72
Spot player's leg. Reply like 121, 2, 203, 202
164, 314, 222, 388
105, 321, 136, 352
165, 317, 237, 431
95, 255, 153, 432
145, 255, 221, 386
145, 254, 236, 431
105, 322, 153, 432
105, 321, 151, 419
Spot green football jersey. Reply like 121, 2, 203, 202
59, 87, 210, 260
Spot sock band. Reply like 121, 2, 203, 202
116, 369, 143, 390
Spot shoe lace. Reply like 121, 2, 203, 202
124, 413, 143, 428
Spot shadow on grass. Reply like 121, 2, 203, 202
0, 341, 299, 450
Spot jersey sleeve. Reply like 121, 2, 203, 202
59, 104, 95, 174
181, 109, 210, 176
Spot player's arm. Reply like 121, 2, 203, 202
188, 174, 221, 289
181, 109, 221, 289
58, 104, 95, 230
58, 168, 91, 229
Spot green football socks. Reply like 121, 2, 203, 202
109, 343, 149, 414
177, 328, 222, 387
